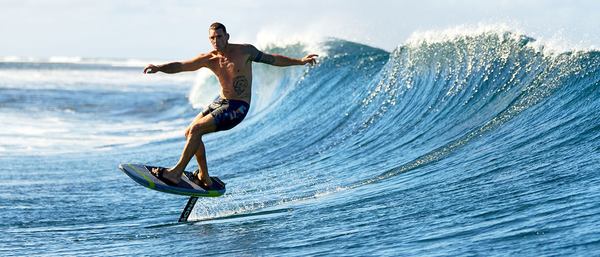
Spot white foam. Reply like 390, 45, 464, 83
254, 27, 327, 57
188, 69, 220, 109
405, 23, 524, 45
0, 56, 161, 68
404, 23, 597, 56
48, 56, 84, 63
0, 111, 187, 156
0, 68, 194, 92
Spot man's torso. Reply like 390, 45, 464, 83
206, 44, 253, 104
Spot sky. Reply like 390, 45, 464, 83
1, 0, 598, 60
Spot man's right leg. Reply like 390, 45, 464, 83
162, 114, 216, 184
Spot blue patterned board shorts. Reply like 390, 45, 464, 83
201, 98, 249, 131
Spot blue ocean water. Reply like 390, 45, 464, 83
1, 30, 600, 256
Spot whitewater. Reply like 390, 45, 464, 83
1, 28, 599, 256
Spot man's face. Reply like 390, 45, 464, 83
209, 28, 229, 51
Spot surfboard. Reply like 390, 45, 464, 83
118, 163, 226, 197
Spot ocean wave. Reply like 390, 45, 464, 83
2, 28, 598, 181
191, 29, 599, 219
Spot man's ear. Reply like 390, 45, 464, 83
226, 33, 230, 41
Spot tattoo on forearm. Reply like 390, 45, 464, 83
159, 62, 183, 73
233, 76, 249, 97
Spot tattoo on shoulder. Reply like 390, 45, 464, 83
233, 76, 249, 97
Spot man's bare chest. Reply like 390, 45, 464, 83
212, 56, 249, 73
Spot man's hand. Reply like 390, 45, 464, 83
301, 54, 319, 65
143, 64, 160, 74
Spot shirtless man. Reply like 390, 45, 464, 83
143, 22, 318, 189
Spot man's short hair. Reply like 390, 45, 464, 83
210, 22, 227, 33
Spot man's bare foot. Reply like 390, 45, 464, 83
190, 170, 213, 190
199, 177, 214, 190
151, 167, 181, 185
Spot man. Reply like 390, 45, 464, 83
143, 22, 318, 189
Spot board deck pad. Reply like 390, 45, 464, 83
119, 163, 226, 197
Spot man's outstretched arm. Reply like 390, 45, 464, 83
249, 45, 318, 66
144, 53, 210, 74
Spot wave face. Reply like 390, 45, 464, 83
2, 30, 600, 256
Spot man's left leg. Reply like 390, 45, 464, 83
185, 112, 213, 188
153, 114, 217, 184
193, 138, 212, 188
